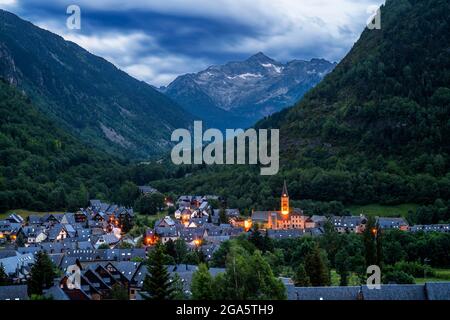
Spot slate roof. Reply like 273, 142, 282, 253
0, 285, 29, 300
288, 285, 361, 300
138, 186, 159, 194
251, 211, 271, 222
21, 226, 45, 237
96, 234, 120, 246
306, 227, 325, 236
113, 261, 141, 280
47, 224, 66, 240
0, 221, 21, 233
0, 249, 17, 259
425, 282, 450, 300
179, 228, 205, 242
410, 224, 450, 233
155, 226, 178, 237
331, 216, 365, 228
267, 229, 304, 239
44, 286, 70, 300
104, 248, 146, 261
7, 213, 24, 224
0, 253, 34, 275
28, 215, 43, 224
287, 283, 450, 300
18, 247, 40, 255
361, 284, 426, 300
377, 217, 409, 229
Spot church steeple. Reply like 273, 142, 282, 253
281, 180, 289, 215
282, 180, 289, 197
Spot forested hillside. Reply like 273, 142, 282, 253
0, 10, 192, 159
0, 80, 127, 211
150, 0, 450, 223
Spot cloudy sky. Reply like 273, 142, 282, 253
0, 0, 385, 86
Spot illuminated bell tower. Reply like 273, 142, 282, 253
281, 180, 289, 215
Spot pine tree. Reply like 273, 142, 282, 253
119, 214, 133, 233
304, 245, 330, 287
191, 263, 214, 300
15, 232, 25, 248
248, 224, 265, 251
172, 273, 188, 300
219, 208, 228, 224
293, 264, 311, 287
335, 249, 350, 286
142, 241, 174, 300
165, 239, 176, 260
0, 263, 9, 286
28, 251, 56, 295
376, 226, 383, 269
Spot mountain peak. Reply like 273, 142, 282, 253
246, 52, 274, 63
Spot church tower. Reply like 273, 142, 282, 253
281, 180, 289, 215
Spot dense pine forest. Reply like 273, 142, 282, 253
0, 80, 126, 211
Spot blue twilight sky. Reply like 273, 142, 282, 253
0, 0, 384, 87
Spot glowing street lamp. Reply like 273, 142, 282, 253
244, 219, 253, 232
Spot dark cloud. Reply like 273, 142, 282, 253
1, 0, 385, 86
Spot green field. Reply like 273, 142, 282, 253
0, 209, 64, 220
415, 269, 450, 284
345, 203, 419, 218
332, 268, 450, 286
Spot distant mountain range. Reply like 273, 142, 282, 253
0, 10, 193, 159
162, 52, 336, 129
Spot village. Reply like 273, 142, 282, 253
0, 182, 449, 300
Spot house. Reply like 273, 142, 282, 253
155, 227, 179, 243
138, 186, 159, 195
57, 264, 122, 300
377, 217, 409, 231
47, 224, 69, 242
306, 215, 328, 229
179, 228, 207, 246
74, 211, 88, 223
156, 216, 177, 228
21, 226, 47, 244
410, 224, 450, 233
331, 215, 367, 233
0, 221, 21, 239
